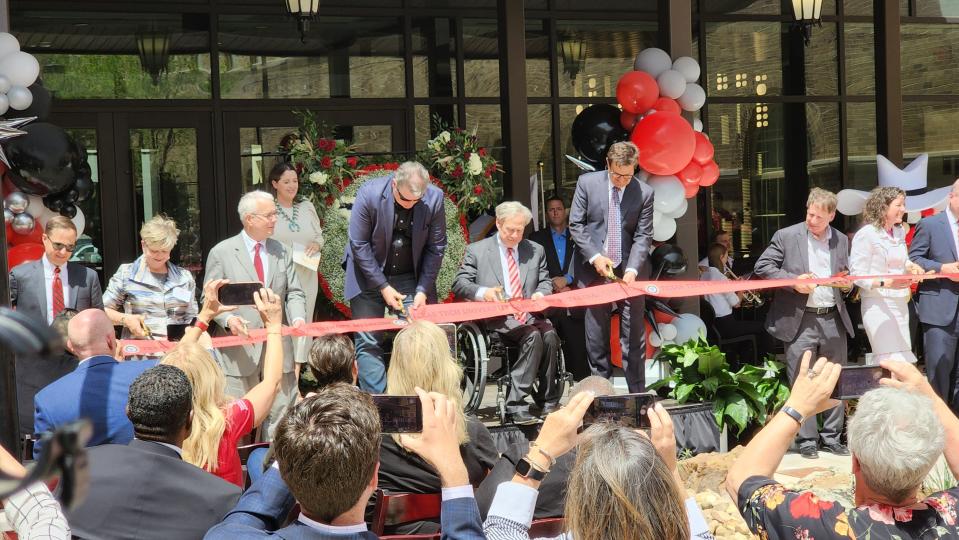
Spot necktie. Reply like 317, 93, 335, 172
607, 187, 623, 267
51, 266, 64, 318
506, 248, 530, 324
253, 242, 265, 283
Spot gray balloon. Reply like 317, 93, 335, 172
633, 48, 673, 78
11, 211, 34, 235
4, 191, 29, 214
657, 69, 687, 99
672, 56, 701, 83
3, 208, 12, 225
678, 83, 706, 112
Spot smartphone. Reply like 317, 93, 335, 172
218, 282, 263, 306
583, 393, 659, 429
372, 395, 423, 433
166, 320, 196, 342
437, 323, 458, 358
831, 365, 891, 400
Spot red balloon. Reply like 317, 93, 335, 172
630, 112, 696, 176
616, 71, 659, 114
651, 97, 682, 115
700, 160, 720, 187
620, 111, 639, 131
678, 161, 703, 184
7, 242, 44, 270
684, 182, 700, 198
10, 218, 42, 245
692, 132, 715, 165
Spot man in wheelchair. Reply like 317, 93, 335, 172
453, 201, 561, 425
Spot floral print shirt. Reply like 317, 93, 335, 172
738, 476, 959, 539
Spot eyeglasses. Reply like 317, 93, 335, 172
252, 212, 279, 220
608, 171, 634, 181
393, 181, 423, 204
50, 241, 76, 253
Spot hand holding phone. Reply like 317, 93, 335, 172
831, 365, 891, 400
583, 393, 659, 429
218, 282, 264, 306
372, 395, 423, 433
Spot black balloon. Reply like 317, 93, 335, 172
5, 122, 89, 197
60, 204, 77, 219
74, 175, 93, 202
43, 193, 64, 212
18, 81, 52, 121
571, 104, 630, 164
651, 244, 687, 278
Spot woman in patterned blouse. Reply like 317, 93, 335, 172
726, 352, 959, 540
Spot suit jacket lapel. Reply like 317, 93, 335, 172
598, 175, 610, 235
797, 224, 810, 274
30, 261, 48, 322
828, 228, 841, 275
943, 213, 958, 261
231, 235, 261, 283
488, 239, 505, 289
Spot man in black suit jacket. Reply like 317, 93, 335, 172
529, 196, 590, 381
67, 365, 240, 540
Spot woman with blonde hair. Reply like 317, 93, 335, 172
374, 320, 498, 535
160, 278, 284, 487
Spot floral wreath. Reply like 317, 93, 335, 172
318, 163, 469, 317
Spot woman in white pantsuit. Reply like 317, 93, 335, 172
269, 162, 323, 366
850, 187, 925, 364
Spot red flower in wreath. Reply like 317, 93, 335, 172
478, 147, 487, 157
342, 177, 353, 189
464, 152, 471, 160
452, 165, 464, 178
317, 138, 335, 152
295, 163, 304, 174
450, 194, 458, 203
788, 492, 834, 520
346, 156, 358, 168
325, 195, 335, 206
484, 168, 492, 178
473, 185, 484, 195
320, 156, 333, 169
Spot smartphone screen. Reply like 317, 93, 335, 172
218, 282, 263, 306
583, 393, 658, 429
437, 323, 458, 358
831, 365, 891, 400
372, 395, 423, 433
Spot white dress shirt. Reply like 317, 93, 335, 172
806, 228, 835, 308
240, 230, 269, 282
41, 255, 70, 324
850, 224, 910, 299
701, 266, 740, 317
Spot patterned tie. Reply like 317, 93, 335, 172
506, 248, 530, 324
607, 187, 623, 267
51, 266, 64, 318
253, 242, 265, 283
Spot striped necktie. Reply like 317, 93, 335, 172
506, 247, 530, 324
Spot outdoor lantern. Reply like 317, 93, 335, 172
791, 0, 824, 45
285, 0, 320, 43
559, 34, 587, 81
136, 30, 170, 86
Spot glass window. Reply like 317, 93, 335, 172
464, 105, 504, 196
414, 105, 457, 152
844, 0, 874, 15
551, 0, 656, 10
526, 19, 551, 98
804, 23, 838, 96
901, 24, 959, 95
704, 0, 780, 14
846, 102, 878, 191
805, 103, 841, 194
902, 102, 959, 190
16, 12, 211, 99
218, 15, 404, 99
558, 103, 593, 194
527, 104, 554, 193
412, 18, 456, 98
916, 1, 959, 16
845, 23, 875, 95
62, 128, 103, 279
239, 126, 296, 193
705, 21, 782, 98
555, 21, 657, 98
463, 20, 500, 98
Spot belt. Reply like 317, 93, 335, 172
803, 306, 836, 315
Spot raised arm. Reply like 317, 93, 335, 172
241, 288, 284, 427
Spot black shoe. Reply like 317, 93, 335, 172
510, 411, 540, 425
540, 403, 561, 416
821, 442, 850, 456
799, 445, 819, 459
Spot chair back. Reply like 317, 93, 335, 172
698, 298, 722, 341
371, 489, 442, 535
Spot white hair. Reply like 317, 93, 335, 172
237, 190, 275, 220
495, 201, 533, 223
848, 387, 945, 503
395, 161, 429, 198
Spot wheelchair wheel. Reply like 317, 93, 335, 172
456, 322, 488, 415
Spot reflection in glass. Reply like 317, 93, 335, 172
550, 0, 656, 10
130, 128, 203, 277
705, 21, 782, 97
463, 20, 500, 98
805, 103, 841, 194
704, 0, 780, 14
902, 102, 959, 189
526, 19, 551, 98
916, 1, 959, 16
415, 105, 457, 151
527, 104, 554, 195
555, 21, 657, 98
901, 24, 959, 95
412, 18, 457, 98
845, 0, 874, 15
846, 102, 878, 190
239, 127, 297, 194
63, 128, 103, 277
804, 23, 838, 96
464, 105, 504, 196
845, 23, 875, 95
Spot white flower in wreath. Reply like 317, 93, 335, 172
309, 171, 329, 185
429, 130, 451, 151
331, 199, 341, 210
338, 208, 351, 219
467, 153, 483, 176
340, 196, 355, 204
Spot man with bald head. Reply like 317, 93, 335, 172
32, 309, 157, 458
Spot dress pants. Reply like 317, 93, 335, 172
351, 273, 417, 393
491, 318, 561, 413
585, 279, 646, 392
922, 310, 959, 414
784, 310, 847, 448
548, 309, 590, 381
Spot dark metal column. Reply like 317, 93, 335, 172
497, 0, 530, 205
875, 0, 903, 165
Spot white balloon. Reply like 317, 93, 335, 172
650, 175, 685, 214
653, 216, 677, 242
653, 209, 663, 229
0, 51, 40, 88
633, 47, 673, 78
659, 323, 678, 341
672, 56, 701, 83
836, 190, 867, 216
693, 118, 704, 132
648, 331, 662, 348
72, 206, 85, 237
657, 69, 687, 99
0, 75, 11, 94
637, 169, 650, 183
678, 83, 706, 112
673, 313, 707, 344
0, 34, 20, 59
664, 198, 688, 219
7, 85, 31, 110
27, 195, 53, 226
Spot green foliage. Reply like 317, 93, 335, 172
650, 341, 790, 435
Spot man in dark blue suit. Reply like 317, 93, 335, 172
909, 179, 959, 412
343, 161, 447, 392
205, 384, 485, 540
32, 308, 156, 458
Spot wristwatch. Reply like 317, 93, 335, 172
515, 457, 548, 481
780, 406, 805, 426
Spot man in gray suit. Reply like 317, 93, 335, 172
909, 179, 959, 413
754, 188, 854, 459
568, 141, 654, 393
204, 190, 307, 436
453, 201, 558, 424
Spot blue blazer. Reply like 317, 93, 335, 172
342, 174, 447, 302
909, 211, 959, 326
32, 355, 157, 459
205, 467, 485, 540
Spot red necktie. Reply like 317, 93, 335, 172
51, 266, 64, 318
253, 242, 265, 283
506, 248, 530, 324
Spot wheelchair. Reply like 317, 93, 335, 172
453, 321, 573, 425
